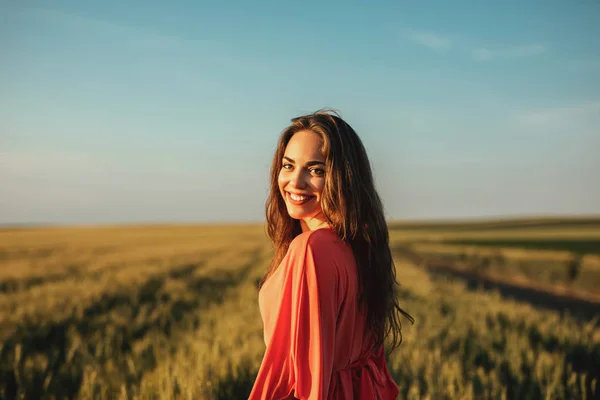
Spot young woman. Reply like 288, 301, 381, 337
248, 110, 413, 400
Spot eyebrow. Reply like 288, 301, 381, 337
283, 156, 325, 167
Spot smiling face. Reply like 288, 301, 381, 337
278, 130, 329, 232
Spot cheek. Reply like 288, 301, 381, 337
277, 171, 286, 192
313, 180, 325, 197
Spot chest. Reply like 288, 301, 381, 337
258, 263, 287, 342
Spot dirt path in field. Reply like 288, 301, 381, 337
393, 245, 600, 323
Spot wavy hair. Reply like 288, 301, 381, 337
258, 109, 414, 353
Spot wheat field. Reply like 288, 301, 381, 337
1, 223, 599, 399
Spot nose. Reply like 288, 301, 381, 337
289, 168, 308, 189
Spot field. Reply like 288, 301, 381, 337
389, 217, 600, 299
1, 219, 599, 399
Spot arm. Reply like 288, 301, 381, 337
248, 234, 341, 400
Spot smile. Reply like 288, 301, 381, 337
286, 192, 315, 205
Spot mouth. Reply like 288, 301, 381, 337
286, 191, 316, 206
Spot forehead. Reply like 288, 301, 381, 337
284, 130, 325, 159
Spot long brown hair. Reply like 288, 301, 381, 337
259, 109, 414, 353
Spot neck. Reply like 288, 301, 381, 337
301, 217, 329, 232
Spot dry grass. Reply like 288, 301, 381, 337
389, 217, 600, 295
1, 222, 598, 399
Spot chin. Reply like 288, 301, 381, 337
285, 205, 313, 220
286, 209, 307, 220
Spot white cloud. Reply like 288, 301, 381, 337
517, 101, 600, 124
404, 29, 452, 50
20, 7, 205, 52
17, 6, 282, 71
472, 48, 494, 61
515, 101, 600, 138
472, 44, 548, 62
403, 27, 548, 62
506, 44, 548, 57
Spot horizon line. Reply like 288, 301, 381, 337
2, 213, 599, 231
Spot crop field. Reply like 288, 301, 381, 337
389, 217, 600, 298
1, 220, 599, 399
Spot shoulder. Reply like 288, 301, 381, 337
288, 228, 349, 278
287, 229, 343, 292
289, 228, 343, 255
287, 228, 350, 296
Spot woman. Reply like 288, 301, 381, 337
248, 110, 413, 399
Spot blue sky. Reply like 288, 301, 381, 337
1, 0, 599, 224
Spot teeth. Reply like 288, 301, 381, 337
290, 193, 309, 201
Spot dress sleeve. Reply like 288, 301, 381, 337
248, 233, 341, 400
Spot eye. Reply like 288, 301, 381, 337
282, 163, 293, 170
310, 168, 325, 176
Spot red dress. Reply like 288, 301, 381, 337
248, 227, 399, 400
